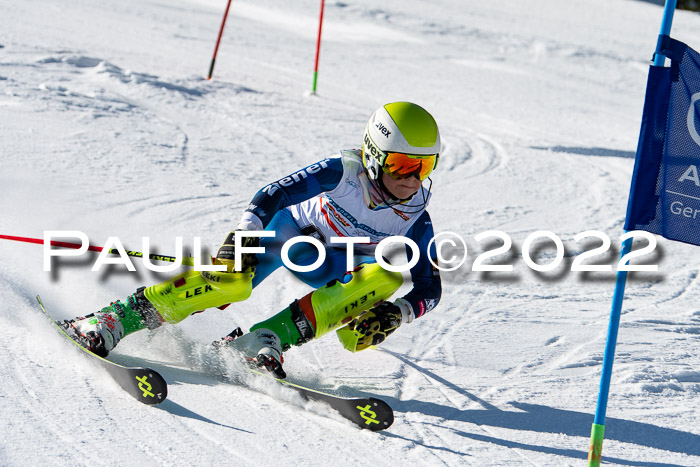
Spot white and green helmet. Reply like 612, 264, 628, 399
362, 102, 441, 181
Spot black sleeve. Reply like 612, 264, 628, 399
402, 210, 442, 319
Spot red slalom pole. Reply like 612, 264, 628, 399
0, 234, 103, 252
311, 0, 325, 94
0, 234, 195, 266
207, 0, 234, 80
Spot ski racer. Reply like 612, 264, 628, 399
65, 102, 442, 378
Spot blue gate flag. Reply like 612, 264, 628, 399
625, 36, 700, 246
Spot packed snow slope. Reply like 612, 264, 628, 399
2, 0, 700, 465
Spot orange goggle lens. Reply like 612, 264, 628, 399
382, 152, 438, 181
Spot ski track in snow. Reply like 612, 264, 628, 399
3, 0, 700, 465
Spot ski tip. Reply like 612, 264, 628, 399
367, 397, 394, 431
132, 370, 168, 405
36, 294, 169, 406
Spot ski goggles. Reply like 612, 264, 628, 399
382, 151, 439, 181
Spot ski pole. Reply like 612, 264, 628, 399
0, 234, 196, 267
207, 0, 233, 80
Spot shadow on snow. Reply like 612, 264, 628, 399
531, 145, 636, 159
381, 349, 699, 466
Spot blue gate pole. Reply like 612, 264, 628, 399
587, 2, 676, 466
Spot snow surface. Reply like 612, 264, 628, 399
2, 0, 700, 465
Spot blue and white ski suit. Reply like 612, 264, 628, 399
240, 150, 441, 321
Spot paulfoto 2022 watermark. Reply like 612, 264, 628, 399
42, 229, 660, 274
